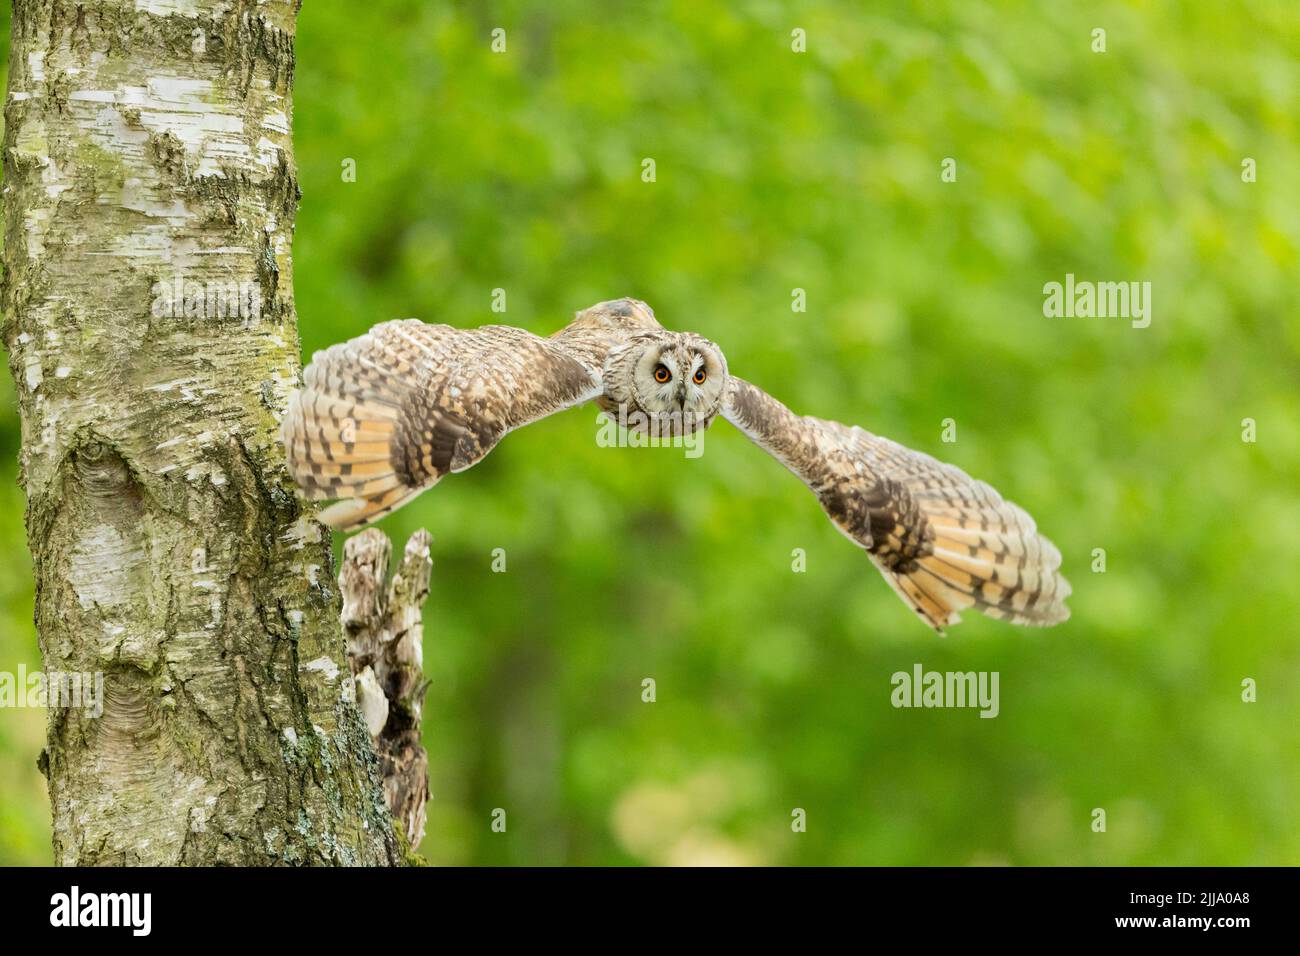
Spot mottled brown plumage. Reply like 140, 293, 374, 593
722, 378, 1070, 631
282, 297, 1070, 632
282, 318, 605, 527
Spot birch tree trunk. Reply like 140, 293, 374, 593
2, 0, 406, 865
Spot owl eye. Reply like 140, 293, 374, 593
654, 364, 672, 384
693, 367, 707, 385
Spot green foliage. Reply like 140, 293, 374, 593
2, 0, 1297, 864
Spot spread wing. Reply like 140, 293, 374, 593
722, 377, 1071, 633
282, 320, 603, 529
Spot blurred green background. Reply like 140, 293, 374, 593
2, 0, 1298, 865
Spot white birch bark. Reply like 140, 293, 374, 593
2, 0, 408, 865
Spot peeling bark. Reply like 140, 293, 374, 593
3, 0, 406, 865
340, 529, 432, 849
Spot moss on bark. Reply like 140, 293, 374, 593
3, 0, 403, 865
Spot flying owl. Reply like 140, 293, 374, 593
282, 298, 1070, 632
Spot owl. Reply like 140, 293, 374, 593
282, 298, 1070, 632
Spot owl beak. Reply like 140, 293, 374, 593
674, 385, 686, 409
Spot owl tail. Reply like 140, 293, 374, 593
281, 335, 437, 530
875, 503, 1072, 634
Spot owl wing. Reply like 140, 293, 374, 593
722, 377, 1070, 633
283, 320, 604, 530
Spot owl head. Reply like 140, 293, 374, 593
601, 330, 729, 436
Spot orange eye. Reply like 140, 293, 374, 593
654, 364, 671, 384
693, 367, 707, 385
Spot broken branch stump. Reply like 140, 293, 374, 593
339, 528, 432, 848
